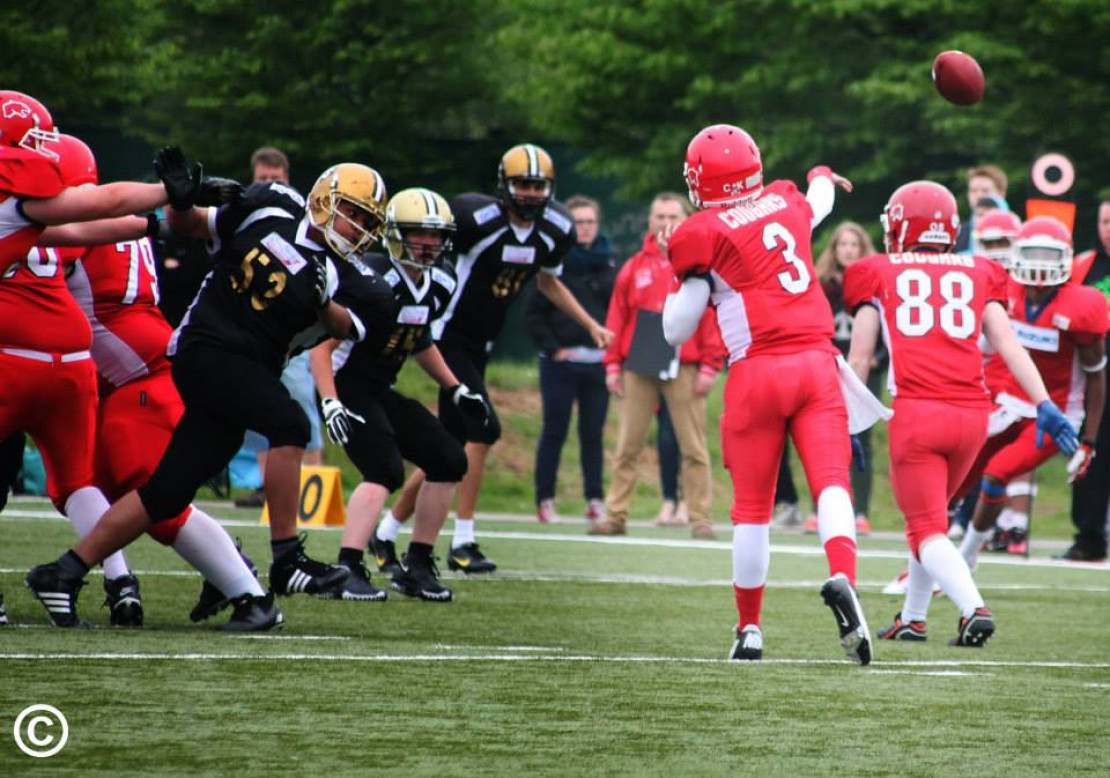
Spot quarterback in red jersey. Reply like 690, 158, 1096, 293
0, 132, 146, 625
957, 217, 1107, 567
845, 184, 1078, 647
664, 124, 873, 664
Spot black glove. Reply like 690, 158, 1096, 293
851, 434, 866, 472
154, 146, 203, 211
451, 384, 490, 427
196, 176, 245, 207
313, 256, 331, 310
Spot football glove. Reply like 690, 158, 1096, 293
196, 176, 245, 207
313, 257, 331, 310
451, 384, 490, 427
850, 434, 866, 472
321, 397, 365, 446
1035, 400, 1079, 456
1067, 442, 1095, 484
154, 146, 203, 211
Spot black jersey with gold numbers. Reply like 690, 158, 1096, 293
433, 193, 576, 351
169, 182, 341, 371
332, 252, 457, 394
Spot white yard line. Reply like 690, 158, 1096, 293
0, 652, 1106, 670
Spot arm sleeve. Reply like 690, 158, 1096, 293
985, 258, 1010, 305
843, 260, 880, 314
1071, 288, 1110, 347
663, 276, 711, 347
806, 175, 835, 229
668, 222, 715, 279
334, 272, 398, 351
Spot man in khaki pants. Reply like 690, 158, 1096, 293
590, 193, 726, 539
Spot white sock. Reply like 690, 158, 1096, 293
378, 511, 402, 542
64, 486, 131, 580
452, 518, 476, 549
1008, 511, 1029, 531
996, 508, 1016, 531
816, 486, 857, 545
732, 524, 771, 587
173, 507, 263, 598
901, 556, 933, 622
920, 538, 984, 617
959, 526, 992, 567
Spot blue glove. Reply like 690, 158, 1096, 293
1036, 401, 1079, 456
850, 434, 866, 472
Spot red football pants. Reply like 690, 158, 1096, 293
95, 369, 190, 545
721, 350, 851, 525
889, 398, 988, 556
0, 352, 96, 509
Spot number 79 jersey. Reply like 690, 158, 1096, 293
669, 179, 837, 365
843, 252, 1009, 407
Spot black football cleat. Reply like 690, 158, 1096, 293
390, 554, 453, 602
949, 607, 995, 648
820, 573, 872, 665
0, 592, 8, 626
269, 533, 349, 596
446, 542, 497, 574
876, 612, 927, 642
368, 534, 402, 576
729, 624, 763, 661
216, 591, 284, 632
318, 560, 388, 602
26, 562, 87, 628
104, 574, 143, 627
190, 539, 259, 622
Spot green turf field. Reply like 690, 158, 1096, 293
2, 504, 1107, 777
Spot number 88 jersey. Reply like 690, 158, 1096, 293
843, 252, 1009, 407
669, 179, 838, 365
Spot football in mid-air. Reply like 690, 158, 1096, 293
932, 50, 985, 106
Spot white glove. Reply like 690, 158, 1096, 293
451, 384, 490, 427
321, 396, 365, 446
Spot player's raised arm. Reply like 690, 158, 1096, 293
806, 166, 853, 229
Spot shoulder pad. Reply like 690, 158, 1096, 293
542, 203, 573, 235
431, 265, 457, 294
0, 149, 65, 198
383, 268, 402, 287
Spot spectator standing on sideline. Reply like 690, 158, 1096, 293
525, 195, 616, 523
1064, 199, 1110, 561
955, 165, 1008, 254
801, 222, 880, 536
590, 192, 726, 540
235, 148, 326, 508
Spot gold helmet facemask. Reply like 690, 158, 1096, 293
384, 188, 456, 271
497, 143, 555, 222
307, 163, 388, 259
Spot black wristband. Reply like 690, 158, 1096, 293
145, 213, 160, 238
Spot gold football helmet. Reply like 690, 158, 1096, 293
497, 143, 555, 222
308, 163, 387, 259
384, 188, 456, 270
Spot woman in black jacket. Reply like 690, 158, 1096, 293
525, 195, 616, 523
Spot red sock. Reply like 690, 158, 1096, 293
824, 536, 857, 585
733, 584, 764, 628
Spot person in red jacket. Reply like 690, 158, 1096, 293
589, 192, 727, 539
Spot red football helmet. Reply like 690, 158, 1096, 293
54, 134, 98, 187
881, 181, 960, 253
683, 124, 762, 208
0, 90, 60, 160
975, 210, 1022, 266
1010, 216, 1073, 287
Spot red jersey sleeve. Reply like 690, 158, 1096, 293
668, 219, 717, 278
842, 257, 882, 313
1067, 285, 1110, 347
984, 258, 1009, 306
0, 151, 65, 199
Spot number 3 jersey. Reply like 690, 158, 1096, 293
843, 252, 1009, 407
170, 182, 348, 370
332, 251, 457, 395
433, 192, 576, 351
669, 179, 836, 365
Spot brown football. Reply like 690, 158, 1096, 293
932, 50, 985, 106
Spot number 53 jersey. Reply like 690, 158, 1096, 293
844, 252, 1009, 408
669, 179, 837, 366
169, 182, 334, 370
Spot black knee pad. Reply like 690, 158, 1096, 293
264, 403, 311, 449
425, 440, 468, 483
469, 406, 502, 445
137, 476, 194, 523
